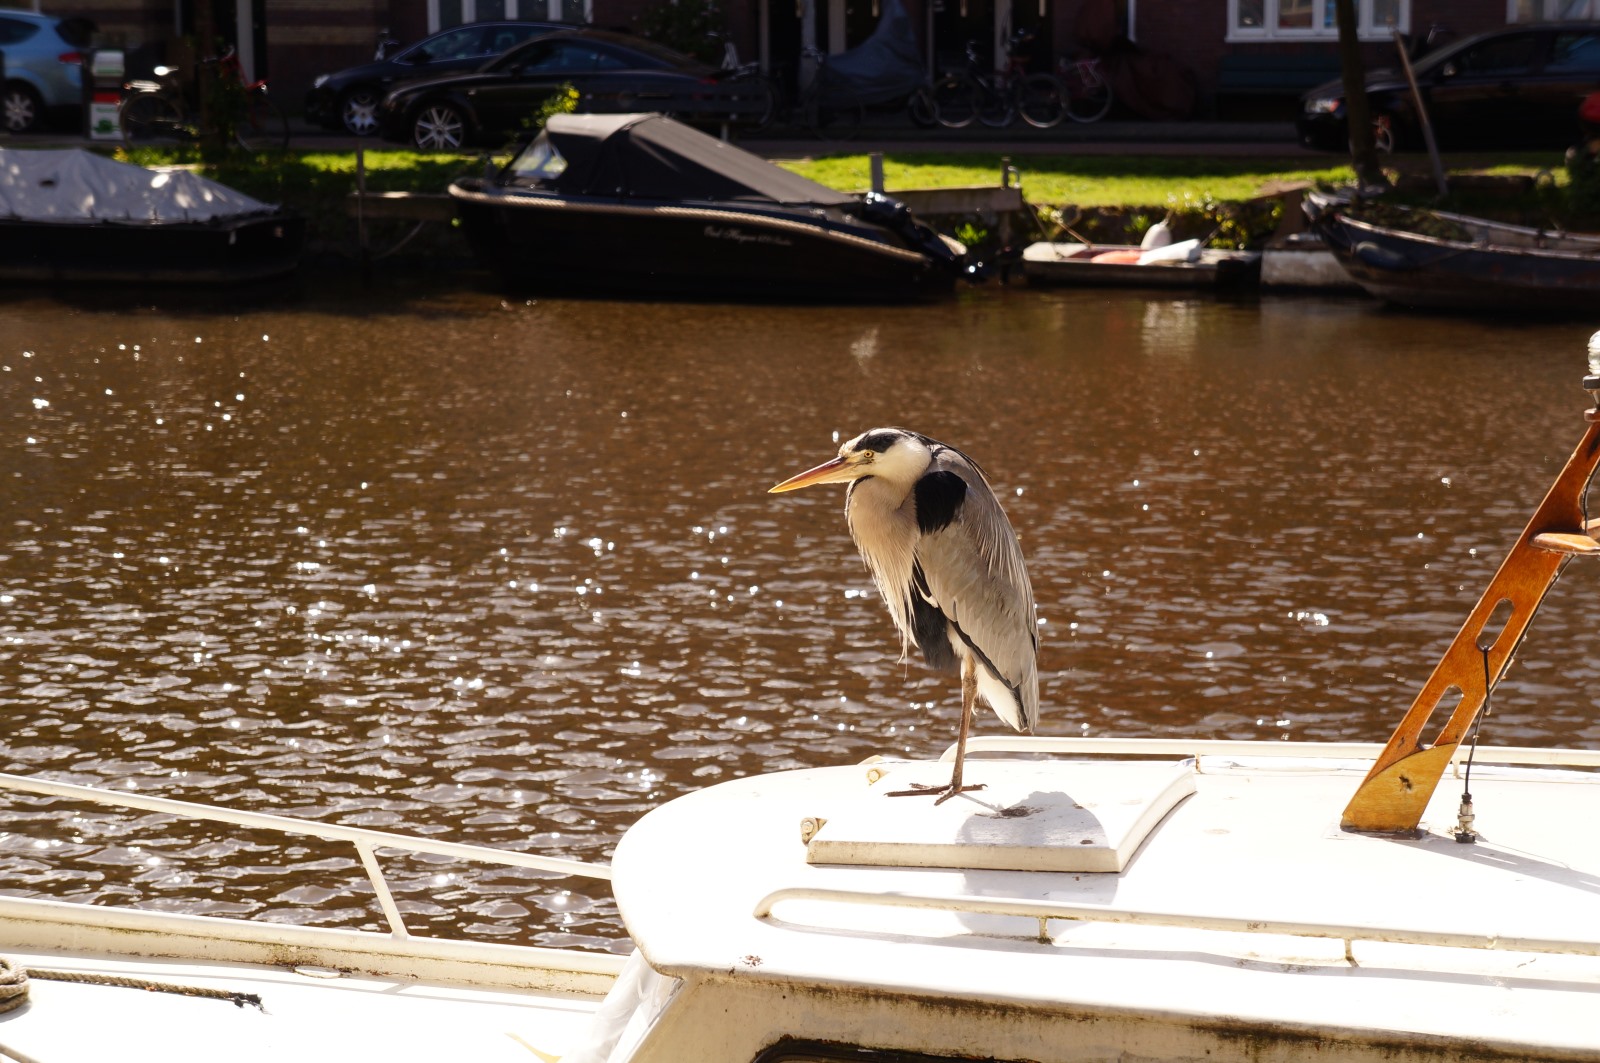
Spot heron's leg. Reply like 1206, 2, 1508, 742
934, 655, 983, 804
886, 654, 985, 802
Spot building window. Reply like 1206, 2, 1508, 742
429, 0, 589, 31
1227, 0, 1408, 40
1509, 0, 1600, 19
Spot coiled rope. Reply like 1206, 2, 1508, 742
0, 954, 263, 1014
0, 958, 26, 1015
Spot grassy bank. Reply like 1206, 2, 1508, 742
116, 142, 1586, 255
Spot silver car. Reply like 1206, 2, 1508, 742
0, 10, 94, 132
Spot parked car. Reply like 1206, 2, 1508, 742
0, 10, 94, 133
305, 20, 567, 135
376, 28, 774, 150
1296, 21, 1600, 152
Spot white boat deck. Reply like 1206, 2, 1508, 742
0, 946, 602, 1063
610, 743, 1600, 1062
5, 740, 1600, 1062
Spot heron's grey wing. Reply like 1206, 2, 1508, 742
912, 454, 1038, 712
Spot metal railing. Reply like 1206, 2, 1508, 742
0, 770, 610, 941
952, 735, 1600, 769
754, 885, 1600, 958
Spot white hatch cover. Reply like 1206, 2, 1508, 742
804, 759, 1196, 873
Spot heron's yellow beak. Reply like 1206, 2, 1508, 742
768, 455, 860, 493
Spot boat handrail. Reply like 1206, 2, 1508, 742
948, 735, 1600, 769
754, 886, 1600, 958
0, 770, 611, 940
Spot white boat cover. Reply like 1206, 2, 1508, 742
0, 147, 276, 224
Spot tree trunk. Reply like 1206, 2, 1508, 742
1334, 0, 1387, 193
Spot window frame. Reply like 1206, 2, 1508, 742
427, 0, 591, 32
1508, 0, 1600, 21
1225, 0, 1410, 42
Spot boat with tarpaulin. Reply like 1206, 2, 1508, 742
0, 147, 303, 284
448, 112, 971, 301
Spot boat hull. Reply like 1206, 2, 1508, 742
1021, 241, 1261, 290
450, 181, 957, 302
0, 214, 305, 285
1309, 206, 1600, 313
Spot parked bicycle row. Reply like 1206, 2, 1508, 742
752, 31, 1113, 141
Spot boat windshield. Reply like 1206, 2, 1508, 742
505, 134, 568, 186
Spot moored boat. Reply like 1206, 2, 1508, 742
1021, 238, 1261, 289
1305, 190, 1600, 313
0, 147, 304, 284
7, 358, 1600, 1062
448, 112, 971, 301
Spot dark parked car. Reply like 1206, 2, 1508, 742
376, 28, 773, 150
0, 10, 95, 133
1296, 22, 1600, 152
305, 20, 567, 135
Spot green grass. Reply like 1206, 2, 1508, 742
117, 143, 1570, 209
773, 151, 1362, 207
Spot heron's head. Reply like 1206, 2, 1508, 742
768, 428, 933, 494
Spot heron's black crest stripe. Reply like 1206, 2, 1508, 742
910, 563, 958, 672
855, 430, 905, 454
913, 470, 966, 535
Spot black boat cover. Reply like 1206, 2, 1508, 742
531, 113, 858, 207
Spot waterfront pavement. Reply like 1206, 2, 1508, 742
739, 118, 1317, 159
5, 115, 1320, 159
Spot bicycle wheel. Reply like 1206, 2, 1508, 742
977, 80, 1015, 129
237, 92, 290, 152
729, 77, 776, 131
906, 85, 938, 129
1018, 72, 1065, 128
119, 93, 185, 145
1063, 63, 1113, 123
932, 73, 977, 129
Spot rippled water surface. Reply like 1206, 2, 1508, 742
3, 280, 1598, 952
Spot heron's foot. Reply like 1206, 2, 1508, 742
885, 781, 985, 804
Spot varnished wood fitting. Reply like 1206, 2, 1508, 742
1530, 532, 1600, 555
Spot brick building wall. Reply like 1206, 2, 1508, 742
39, 0, 1537, 120
1135, 0, 1516, 89
263, 0, 391, 107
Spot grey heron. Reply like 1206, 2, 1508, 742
769, 428, 1039, 804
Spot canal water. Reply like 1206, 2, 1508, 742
2, 279, 1597, 953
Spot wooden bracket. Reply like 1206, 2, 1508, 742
1341, 406, 1600, 833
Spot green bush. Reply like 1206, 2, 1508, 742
633, 0, 727, 64
1567, 140, 1600, 223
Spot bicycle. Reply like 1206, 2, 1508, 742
119, 46, 290, 152
1056, 53, 1113, 124
758, 49, 865, 141
933, 30, 1063, 130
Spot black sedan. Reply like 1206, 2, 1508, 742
376, 28, 773, 150
305, 20, 566, 135
1296, 22, 1600, 152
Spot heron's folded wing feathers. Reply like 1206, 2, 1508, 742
914, 456, 1038, 711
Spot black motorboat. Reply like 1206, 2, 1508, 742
449, 112, 971, 301
0, 148, 303, 284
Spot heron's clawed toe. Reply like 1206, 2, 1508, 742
885, 781, 986, 802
